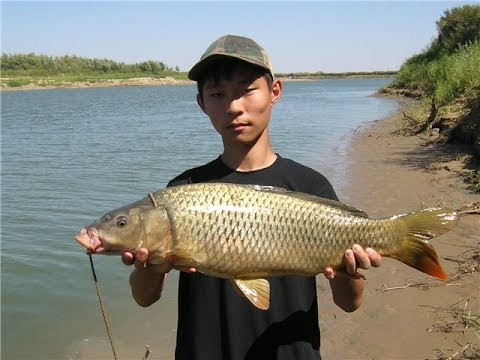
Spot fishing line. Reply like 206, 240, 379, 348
88, 255, 152, 359
88, 254, 118, 360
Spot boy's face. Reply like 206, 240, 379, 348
197, 64, 281, 147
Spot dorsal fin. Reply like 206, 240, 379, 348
243, 184, 369, 218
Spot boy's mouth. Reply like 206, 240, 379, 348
228, 122, 248, 132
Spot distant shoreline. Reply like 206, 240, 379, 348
0, 76, 193, 92
0, 74, 394, 92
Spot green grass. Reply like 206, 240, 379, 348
5, 78, 32, 87
434, 42, 480, 105
390, 41, 480, 105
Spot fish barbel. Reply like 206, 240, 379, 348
75, 183, 459, 310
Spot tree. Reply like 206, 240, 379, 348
437, 4, 480, 54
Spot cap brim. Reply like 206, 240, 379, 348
188, 54, 272, 81
188, 54, 226, 81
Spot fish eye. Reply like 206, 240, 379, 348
116, 216, 128, 228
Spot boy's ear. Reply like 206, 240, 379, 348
197, 93, 207, 113
271, 80, 282, 104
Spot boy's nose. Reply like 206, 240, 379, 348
226, 97, 243, 115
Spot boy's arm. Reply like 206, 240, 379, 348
325, 245, 381, 312
129, 266, 168, 307
122, 249, 196, 307
124, 245, 379, 310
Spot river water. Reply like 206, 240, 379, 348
1, 79, 399, 359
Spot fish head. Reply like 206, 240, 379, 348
75, 196, 172, 263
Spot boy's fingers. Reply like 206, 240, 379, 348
122, 252, 134, 266
136, 249, 148, 262
323, 267, 335, 280
132, 248, 149, 270
344, 249, 357, 275
352, 244, 371, 270
366, 248, 382, 267
174, 265, 197, 273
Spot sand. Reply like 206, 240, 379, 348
0, 76, 193, 91
317, 111, 480, 359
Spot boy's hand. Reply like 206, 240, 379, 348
323, 245, 381, 280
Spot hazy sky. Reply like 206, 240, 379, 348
1, 1, 476, 73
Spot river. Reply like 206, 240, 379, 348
1, 78, 399, 359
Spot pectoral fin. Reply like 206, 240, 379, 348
232, 278, 270, 310
171, 247, 208, 268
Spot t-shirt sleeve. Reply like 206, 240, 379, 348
282, 159, 338, 201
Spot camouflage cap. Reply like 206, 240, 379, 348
188, 35, 274, 81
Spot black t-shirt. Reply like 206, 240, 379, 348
168, 155, 338, 360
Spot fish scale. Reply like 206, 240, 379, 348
162, 184, 400, 276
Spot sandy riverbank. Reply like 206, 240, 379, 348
0, 76, 194, 91
317, 111, 479, 359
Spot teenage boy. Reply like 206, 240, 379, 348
122, 34, 381, 359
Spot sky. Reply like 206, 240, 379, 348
1, 1, 478, 73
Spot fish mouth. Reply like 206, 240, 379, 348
75, 228, 104, 254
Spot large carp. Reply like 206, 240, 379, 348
75, 183, 459, 310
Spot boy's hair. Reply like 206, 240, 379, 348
196, 57, 274, 99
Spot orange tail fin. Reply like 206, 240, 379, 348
390, 208, 459, 280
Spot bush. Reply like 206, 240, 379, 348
0, 53, 179, 77
434, 41, 480, 105
386, 4, 480, 150
390, 4, 480, 101
5, 78, 31, 87
437, 5, 480, 54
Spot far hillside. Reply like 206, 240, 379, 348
0, 54, 187, 87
